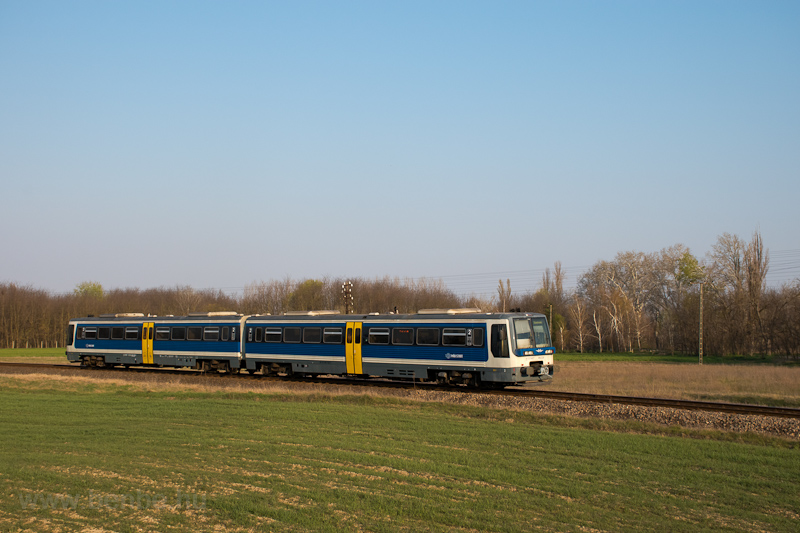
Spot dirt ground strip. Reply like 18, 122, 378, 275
1, 364, 798, 440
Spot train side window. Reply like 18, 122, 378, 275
368, 328, 389, 345
284, 327, 301, 343
98, 327, 110, 340
111, 327, 124, 340
303, 327, 322, 343
155, 327, 170, 341
221, 326, 230, 342
265, 327, 282, 342
172, 327, 186, 340
187, 327, 203, 341
204, 327, 220, 341
323, 328, 342, 344
442, 328, 466, 346
392, 328, 414, 345
84, 327, 97, 340
473, 328, 485, 347
77, 327, 84, 339
491, 325, 509, 358
254, 327, 263, 342
125, 327, 140, 341
417, 328, 439, 346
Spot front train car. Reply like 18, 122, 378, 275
494, 313, 555, 383
241, 309, 554, 387
396, 309, 554, 387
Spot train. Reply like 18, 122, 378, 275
66, 308, 555, 387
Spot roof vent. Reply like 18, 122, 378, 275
100, 313, 145, 318
283, 310, 339, 316
187, 311, 239, 317
416, 308, 482, 315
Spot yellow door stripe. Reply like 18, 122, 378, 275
353, 322, 363, 374
142, 322, 154, 364
345, 322, 355, 374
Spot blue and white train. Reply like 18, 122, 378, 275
66, 309, 554, 387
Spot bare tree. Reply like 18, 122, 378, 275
174, 286, 202, 316
592, 309, 604, 353
497, 279, 512, 312
745, 230, 769, 355
568, 296, 589, 353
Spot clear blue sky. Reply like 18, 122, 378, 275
1, 1, 798, 298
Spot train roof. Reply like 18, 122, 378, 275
71, 312, 244, 322
249, 309, 547, 320
71, 309, 547, 322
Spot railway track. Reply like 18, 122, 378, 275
2, 361, 799, 419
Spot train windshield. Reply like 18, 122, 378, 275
513, 317, 552, 349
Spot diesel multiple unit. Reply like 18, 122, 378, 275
66, 309, 554, 387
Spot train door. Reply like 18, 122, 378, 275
345, 321, 363, 374
142, 322, 154, 364
491, 324, 509, 358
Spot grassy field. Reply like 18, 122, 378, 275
0, 347, 64, 359
550, 362, 800, 407
556, 351, 799, 365
0, 375, 798, 532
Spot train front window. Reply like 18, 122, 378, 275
513, 319, 533, 349
531, 317, 551, 347
513, 318, 552, 350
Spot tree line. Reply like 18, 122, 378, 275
1, 230, 798, 356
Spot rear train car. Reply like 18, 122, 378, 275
66, 312, 247, 372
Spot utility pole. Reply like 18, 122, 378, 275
699, 281, 704, 365
341, 281, 353, 314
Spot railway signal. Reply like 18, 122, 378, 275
341, 281, 353, 314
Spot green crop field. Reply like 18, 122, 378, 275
0, 376, 798, 532
0, 347, 64, 359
